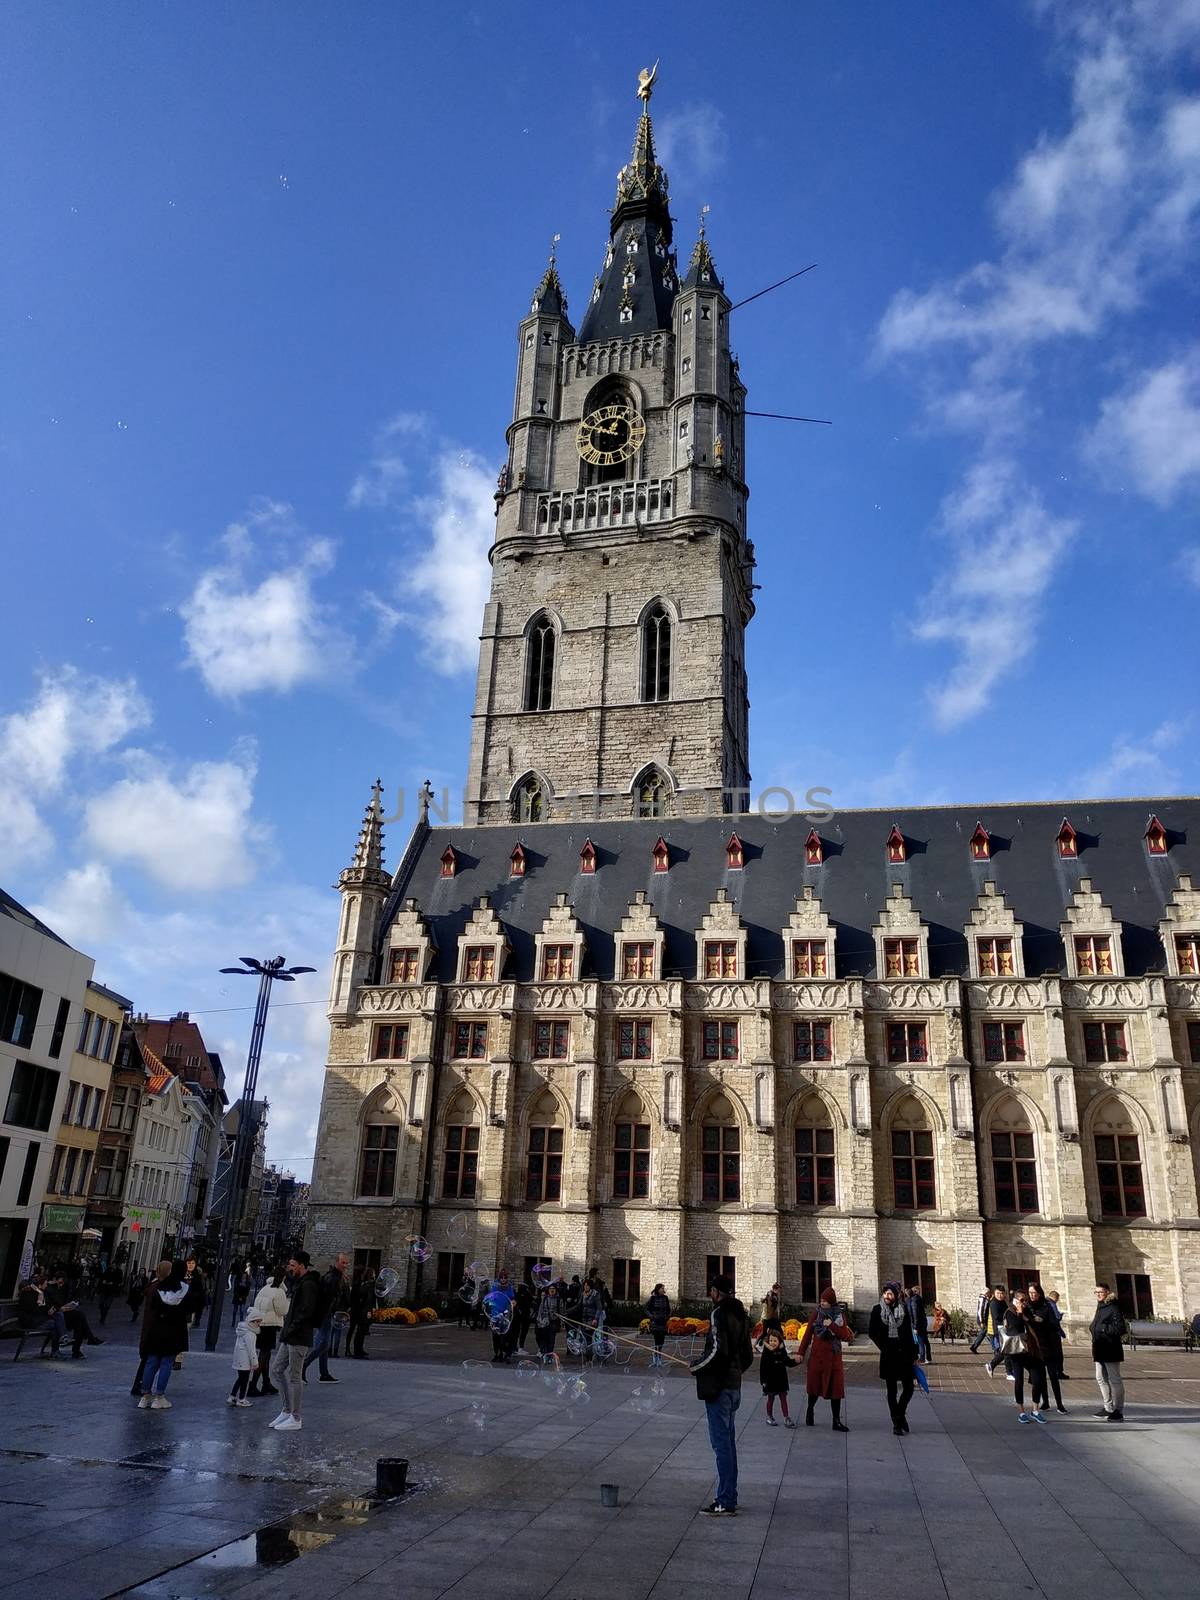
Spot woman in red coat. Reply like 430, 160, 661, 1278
797, 1285, 853, 1431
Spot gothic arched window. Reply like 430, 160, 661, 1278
793, 1094, 835, 1207
442, 1091, 479, 1202
526, 1090, 564, 1202
514, 777, 547, 824
989, 1097, 1038, 1214
636, 769, 667, 818
524, 613, 556, 712
641, 605, 671, 702
701, 1094, 740, 1203
357, 1093, 402, 1199
613, 1090, 651, 1200
1093, 1102, 1146, 1218
890, 1095, 935, 1211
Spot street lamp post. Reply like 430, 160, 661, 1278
203, 956, 314, 1351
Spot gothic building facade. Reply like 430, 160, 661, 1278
307, 81, 1200, 1328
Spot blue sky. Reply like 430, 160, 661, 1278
3, 2, 1198, 1173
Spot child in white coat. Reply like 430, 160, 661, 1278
228, 1312, 262, 1406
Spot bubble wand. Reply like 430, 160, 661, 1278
554, 1311, 695, 1368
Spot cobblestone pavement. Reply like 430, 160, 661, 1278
1, 1327, 1198, 1600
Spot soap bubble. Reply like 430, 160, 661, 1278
483, 1289, 509, 1320
593, 1334, 615, 1362
630, 1386, 653, 1414
531, 1263, 552, 1288
445, 1213, 466, 1239
568, 1377, 590, 1405
651, 1378, 666, 1398
375, 1267, 400, 1300
471, 1400, 488, 1431
565, 1329, 587, 1357
489, 1309, 512, 1335
407, 1235, 432, 1264
516, 1359, 540, 1382
468, 1260, 487, 1279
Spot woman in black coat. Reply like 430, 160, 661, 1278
999, 1291, 1047, 1424
1025, 1283, 1065, 1413
135, 1261, 193, 1408
868, 1281, 917, 1435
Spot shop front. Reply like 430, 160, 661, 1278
37, 1203, 86, 1264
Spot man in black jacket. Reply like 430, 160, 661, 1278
1090, 1283, 1127, 1421
302, 1253, 348, 1383
691, 1274, 753, 1516
268, 1252, 322, 1431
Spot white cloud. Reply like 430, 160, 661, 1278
181, 501, 345, 698
348, 412, 428, 510
655, 103, 729, 190
402, 452, 495, 674
0, 668, 150, 869
1180, 546, 1200, 586
84, 743, 265, 892
1075, 719, 1186, 795
1087, 345, 1200, 504
916, 460, 1077, 728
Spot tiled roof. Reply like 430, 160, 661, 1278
385, 796, 1199, 983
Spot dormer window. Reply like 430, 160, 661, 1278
1145, 815, 1168, 855
884, 938, 920, 978
464, 945, 495, 983
886, 825, 907, 864
970, 822, 990, 861
725, 833, 744, 870
510, 842, 527, 878
1057, 818, 1078, 858
541, 944, 574, 981
619, 304, 633, 324
440, 845, 458, 879
388, 948, 420, 984
652, 837, 669, 874
704, 941, 738, 980
1074, 935, 1113, 976
791, 940, 828, 979
579, 839, 597, 875
805, 830, 823, 866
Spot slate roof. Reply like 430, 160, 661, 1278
0, 885, 70, 946
383, 798, 1198, 984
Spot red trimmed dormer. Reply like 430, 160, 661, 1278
440, 844, 458, 879
1056, 817, 1078, 859
510, 841, 527, 878
652, 837, 669, 874
805, 829, 823, 866
579, 838, 597, 875
725, 832, 744, 870
970, 822, 990, 861
886, 824, 907, 864
1145, 815, 1168, 856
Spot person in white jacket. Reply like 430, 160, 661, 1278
229, 1312, 262, 1406
247, 1269, 288, 1398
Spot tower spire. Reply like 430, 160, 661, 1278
530, 231, 569, 317
683, 203, 722, 290
340, 779, 389, 891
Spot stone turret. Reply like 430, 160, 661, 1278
328, 781, 389, 1020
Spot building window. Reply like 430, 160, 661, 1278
373, 1024, 409, 1061
991, 1124, 1038, 1213
622, 943, 655, 979
16, 1142, 40, 1206
1095, 1128, 1145, 1217
1084, 1022, 1128, 1063
903, 1265, 938, 1304
3, 1062, 59, 1132
706, 1254, 735, 1289
701, 1123, 740, 1201
48, 997, 70, 1060
354, 1247, 383, 1275
1057, 818, 1078, 857
612, 1258, 641, 1301
804, 829, 823, 865
76, 1087, 92, 1127
799, 1260, 832, 1304
886, 825, 906, 863
0, 972, 41, 1050
442, 1125, 479, 1199
1175, 935, 1200, 976
510, 842, 527, 876
524, 614, 555, 711
436, 1252, 466, 1294
970, 822, 990, 860
75, 1150, 92, 1195
1075, 936, 1113, 976
526, 1126, 564, 1202
977, 938, 1015, 977
886, 1023, 928, 1064
613, 1122, 650, 1198
725, 833, 744, 870
638, 777, 667, 820
791, 940, 828, 978
642, 605, 671, 702
440, 845, 458, 878
534, 1020, 570, 1059
651, 833, 669, 868
891, 1101, 935, 1210
541, 944, 574, 981
452, 1022, 488, 1059
794, 1124, 835, 1206
1144, 816, 1167, 855
983, 1022, 1026, 1062
1188, 1020, 1200, 1063
107, 1084, 139, 1133
60, 1148, 78, 1196
701, 1020, 739, 1060
617, 1019, 652, 1060
579, 839, 596, 874
48, 1144, 65, 1192
389, 947, 420, 983
358, 1124, 399, 1198
883, 938, 920, 978
464, 946, 495, 983
523, 1254, 552, 1286
63, 1082, 77, 1123
1115, 1272, 1154, 1319
703, 941, 737, 979
515, 779, 546, 825
92, 1145, 128, 1199
792, 1020, 832, 1062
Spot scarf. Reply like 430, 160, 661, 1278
878, 1298, 906, 1340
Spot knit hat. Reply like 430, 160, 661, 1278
710, 1273, 734, 1296
820, 1286, 837, 1305
882, 1280, 902, 1296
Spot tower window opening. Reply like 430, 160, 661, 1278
638, 774, 667, 820
524, 615, 555, 711
642, 606, 671, 702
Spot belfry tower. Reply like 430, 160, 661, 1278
464, 70, 754, 826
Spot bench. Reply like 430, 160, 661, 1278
1126, 1319, 1195, 1351
0, 1302, 58, 1362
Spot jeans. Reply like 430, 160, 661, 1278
271, 1341, 306, 1418
302, 1320, 333, 1379
704, 1388, 741, 1509
1095, 1359, 1125, 1414
141, 1353, 174, 1394
329, 1320, 344, 1358
1013, 1356, 1046, 1410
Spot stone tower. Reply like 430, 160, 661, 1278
464, 75, 754, 826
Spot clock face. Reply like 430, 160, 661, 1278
575, 402, 647, 466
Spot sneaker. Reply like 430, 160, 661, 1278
1005, 1374, 1015, 1383
1104, 1411, 1124, 1422
783, 1418, 797, 1429
1030, 1411, 1048, 1425
138, 1394, 153, 1409
268, 1412, 291, 1428
226, 1396, 238, 1407
86, 1337, 105, 1346
235, 1399, 253, 1408
832, 1421, 849, 1433
318, 1374, 338, 1382
700, 1502, 735, 1516
983, 1362, 994, 1375
1017, 1412, 1031, 1423
1055, 1405, 1068, 1414
274, 1417, 302, 1431
150, 1396, 171, 1409
1093, 1410, 1111, 1418
765, 1417, 778, 1427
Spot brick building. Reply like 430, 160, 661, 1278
307, 77, 1200, 1329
